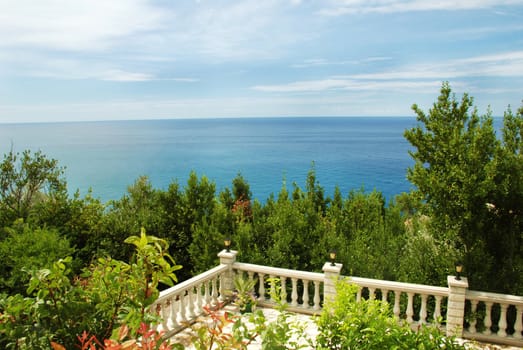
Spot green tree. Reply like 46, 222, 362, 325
160, 172, 216, 281
0, 223, 74, 295
405, 82, 523, 293
101, 176, 164, 261
0, 150, 66, 228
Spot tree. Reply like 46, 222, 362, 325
0, 149, 66, 227
404, 82, 523, 293
0, 223, 74, 295
100, 176, 164, 261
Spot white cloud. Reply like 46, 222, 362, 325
99, 70, 154, 82
254, 51, 523, 93
0, 0, 167, 52
319, 0, 523, 16
252, 78, 441, 93
292, 56, 393, 68
165, 0, 312, 61
349, 51, 523, 80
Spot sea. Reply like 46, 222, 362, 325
0, 117, 419, 203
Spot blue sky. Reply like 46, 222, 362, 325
0, 0, 522, 123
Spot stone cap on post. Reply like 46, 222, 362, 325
447, 275, 469, 289
218, 249, 238, 265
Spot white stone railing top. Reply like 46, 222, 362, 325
233, 262, 324, 282
466, 289, 523, 306
348, 275, 449, 297
155, 264, 228, 304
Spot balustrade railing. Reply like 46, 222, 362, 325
150, 250, 523, 347
233, 262, 325, 314
150, 264, 228, 338
349, 276, 449, 329
464, 290, 523, 347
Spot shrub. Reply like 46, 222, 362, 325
0, 223, 74, 295
315, 278, 465, 350
0, 230, 181, 349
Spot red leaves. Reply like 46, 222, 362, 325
70, 323, 171, 350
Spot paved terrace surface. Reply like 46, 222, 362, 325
167, 306, 522, 350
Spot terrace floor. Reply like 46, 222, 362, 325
167, 306, 522, 350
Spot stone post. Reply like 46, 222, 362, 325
323, 262, 343, 304
218, 249, 237, 301
446, 275, 469, 337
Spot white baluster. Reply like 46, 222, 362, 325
159, 301, 169, 331
433, 296, 442, 325
302, 279, 310, 308
393, 291, 401, 319
406, 292, 414, 324
218, 275, 225, 302
369, 287, 376, 301
178, 293, 187, 324
313, 280, 321, 310
258, 273, 266, 301
248, 272, 256, 301
204, 280, 211, 305
419, 294, 428, 324
168, 297, 179, 330
468, 300, 478, 333
483, 302, 493, 335
356, 287, 362, 302
186, 289, 195, 319
291, 278, 299, 307
381, 289, 389, 303
270, 275, 277, 302
514, 305, 522, 339
281, 276, 287, 303
497, 303, 508, 337
211, 278, 219, 305
196, 283, 204, 312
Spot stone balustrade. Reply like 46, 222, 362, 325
464, 289, 523, 347
151, 249, 523, 347
232, 261, 328, 314
349, 276, 449, 328
150, 264, 228, 338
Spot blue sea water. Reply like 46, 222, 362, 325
0, 117, 418, 203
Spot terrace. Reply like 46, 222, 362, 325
150, 249, 523, 348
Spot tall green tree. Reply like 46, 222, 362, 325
405, 82, 522, 293
0, 150, 66, 228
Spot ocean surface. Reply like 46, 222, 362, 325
0, 117, 418, 203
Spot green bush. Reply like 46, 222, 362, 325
0, 223, 74, 295
315, 278, 465, 350
0, 230, 181, 349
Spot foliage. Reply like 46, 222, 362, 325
251, 277, 310, 350
66, 323, 173, 350
405, 82, 523, 293
397, 214, 458, 286
232, 274, 257, 313
0, 223, 74, 294
184, 278, 311, 350
189, 304, 255, 350
315, 279, 465, 350
0, 149, 66, 227
0, 231, 180, 349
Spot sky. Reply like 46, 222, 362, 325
0, 0, 522, 123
